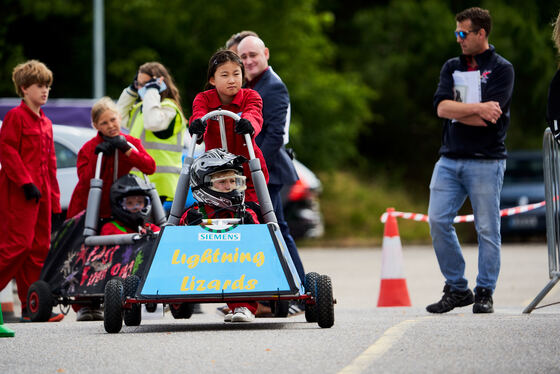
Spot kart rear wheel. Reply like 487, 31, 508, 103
123, 275, 141, 326
27, 280, 53, 322
272, 300, 289, 317
304, 272, 320, 322
104, 278, 124, 333
145, 303, 157, 313
170, 303, 195, 319
316, 274, 334, 328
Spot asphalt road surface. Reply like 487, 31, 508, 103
2, 244, 560, 374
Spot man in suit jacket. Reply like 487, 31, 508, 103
237, 36, 305, 284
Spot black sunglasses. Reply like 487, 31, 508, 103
454, 29, 478, 39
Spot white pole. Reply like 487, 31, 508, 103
93, 0, 105, 98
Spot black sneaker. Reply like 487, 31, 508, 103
473, 286, 494, 313
426, 285, 474, 313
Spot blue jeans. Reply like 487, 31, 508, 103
428, 156, 505, 293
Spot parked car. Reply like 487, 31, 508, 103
52, 124, 98, 216
282, 160, 324, 239
500, 150, 546, 237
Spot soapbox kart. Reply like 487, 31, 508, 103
104, 110, 335, 333
26, 110, 335, 331
26, 146, 168, 322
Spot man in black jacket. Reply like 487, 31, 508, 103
427, 7, 514, 314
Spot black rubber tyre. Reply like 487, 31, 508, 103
123, 275, 141, 326
273, 300, 290, 317
304, 272, 320, 322
316, 274, 335, 328
145, 303, 157, 313
170, 303, 195, 319
104, 278, 124, 333
27, 280, 53, 322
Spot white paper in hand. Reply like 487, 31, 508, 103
452, 70, 481, 123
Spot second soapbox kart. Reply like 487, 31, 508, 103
26, 143, 168, 322
103, 110, 336, 333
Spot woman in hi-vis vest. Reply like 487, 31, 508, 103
117, 62, 187, 208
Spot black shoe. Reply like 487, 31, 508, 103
426, 285, 474, 313
473, 286, 494, 313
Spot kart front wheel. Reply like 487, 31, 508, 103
123, 275, 141, 326
27, 280, 53, 322
104, 278, 124, 333
316, 274, 335, 328
304, 272, 320, 323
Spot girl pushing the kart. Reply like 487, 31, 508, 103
188, 49, 269, 203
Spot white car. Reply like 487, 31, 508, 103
52, 124, 97, 213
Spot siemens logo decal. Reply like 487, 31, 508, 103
198, 232, 241, 241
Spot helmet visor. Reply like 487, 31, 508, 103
208, 171, 247, 193
119, 195, 151, 213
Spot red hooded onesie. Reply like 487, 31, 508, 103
0, 101, 61, 310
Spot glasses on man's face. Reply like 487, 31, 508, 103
454, 29, 478, 39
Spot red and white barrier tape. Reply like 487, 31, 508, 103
380, 200, 546, 223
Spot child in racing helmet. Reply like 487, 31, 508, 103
180, 148, 259, 323
101, 174, 160, 235
76, 174, 159, 322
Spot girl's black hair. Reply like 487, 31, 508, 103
204, 49, 245, 90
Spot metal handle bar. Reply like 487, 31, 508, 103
200, 109, 257, 160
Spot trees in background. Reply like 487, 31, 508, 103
322, 0, 558, 185
1, 0, 559, 190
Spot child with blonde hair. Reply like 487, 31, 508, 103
67, 97, 156, 220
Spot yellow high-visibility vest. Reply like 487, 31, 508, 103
128, 99, 186, 200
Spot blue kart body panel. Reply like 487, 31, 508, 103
137, 223, 304, 300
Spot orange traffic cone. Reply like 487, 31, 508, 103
377, 208, 411, 307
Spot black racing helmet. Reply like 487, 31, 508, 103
190, 148, 247, 209
110, 174, 153, 228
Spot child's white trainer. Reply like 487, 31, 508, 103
231, 307, 255, 322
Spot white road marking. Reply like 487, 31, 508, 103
338, 317, 431, 374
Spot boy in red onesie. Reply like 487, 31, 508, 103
0, 60, 63, 322
67, 97, 156, 220
180, 149, 259, 322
